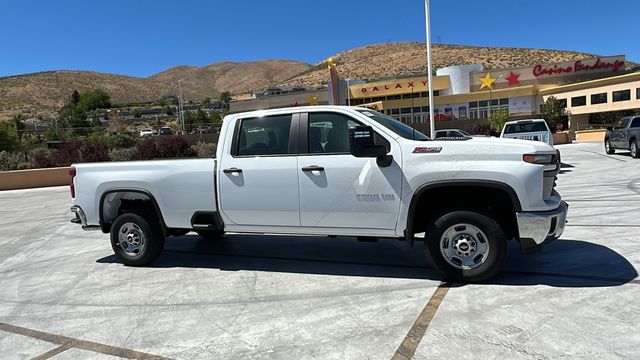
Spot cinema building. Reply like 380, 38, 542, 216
230, 55, 640, 132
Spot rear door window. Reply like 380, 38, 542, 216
504, 122, 548, 134
631, 117, 640, 128
236, 114, 293, 156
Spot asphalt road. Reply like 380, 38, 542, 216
0, 141, 639, 359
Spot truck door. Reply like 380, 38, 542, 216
218, 113, 300, 227
297, 111, 402, 230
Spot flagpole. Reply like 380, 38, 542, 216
425, 0, 435, 138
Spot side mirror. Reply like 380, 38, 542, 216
349, 126, 389, 160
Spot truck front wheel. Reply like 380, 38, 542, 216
424, 211, 507, 282
110, 213, 165, 266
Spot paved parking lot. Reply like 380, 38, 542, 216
0, 141, 639, 359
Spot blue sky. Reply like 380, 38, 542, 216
1, 0, 638, 78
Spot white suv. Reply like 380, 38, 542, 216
501, 119, 553, 146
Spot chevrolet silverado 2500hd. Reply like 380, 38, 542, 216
70, 106, 567, 282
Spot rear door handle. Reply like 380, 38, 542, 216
302, 165, 324, 172
223, 167, 243, 174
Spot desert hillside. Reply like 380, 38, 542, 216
0, 42, 620, 118
278, 42, 600, 87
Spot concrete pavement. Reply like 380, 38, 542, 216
0, 141, 638, 359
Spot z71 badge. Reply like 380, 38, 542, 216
356, 194, 396, 201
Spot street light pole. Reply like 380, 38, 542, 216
424, 0, 435, 138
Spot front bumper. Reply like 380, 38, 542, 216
516, 200, 568, 253
70, 206, 100, 231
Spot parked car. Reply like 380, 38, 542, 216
434, 129, 472, 139
70, 105, 566, 283
159, 127, 173, 136
604, 116, 640, 158
501, 119, 553, 146
197, 125, 213, 134
139, 128, 154, 137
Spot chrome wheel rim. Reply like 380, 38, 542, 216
605, 140, 611, 153
631, 142, 637, 157
117, 222, 146, 256
439, 223, 490, 270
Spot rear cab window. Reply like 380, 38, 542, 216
234, 114, 294, 156
504, 121, 549, 134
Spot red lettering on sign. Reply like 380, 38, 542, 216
395, 83, 402, 89
360, 88, 367, 93
421, 80, 428, 86
384, 85, 389, 90
533, 58, 625, 77
407, 82, 414, 87
372, 86, 379, 92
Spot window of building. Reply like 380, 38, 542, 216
558, 99, 567, 108
444, 108, 452, 115
478, 100, 488, 107
421, 106, 430, 112
419, 92, 427, 97
490, 99, 499, 106
386, 94, 401, 100
499, 98, 509, 105
391, 108, 400, 115
400, 107, 412, 114
469, 101, 478, 108
236, 115, 292, 156
613, 89, 631, 102
591, 93, 607, 105
458, 106, 467, 118
402, 94, 412, 99
571, 96, 587, 107
413, 107, 421, 113
636, 88, 640, 99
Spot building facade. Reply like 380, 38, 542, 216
231, 55, 639, 132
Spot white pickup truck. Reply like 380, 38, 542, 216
70, 106, 567, 282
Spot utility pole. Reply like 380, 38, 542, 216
178, 80, 185, 134
424, 0, 435, 138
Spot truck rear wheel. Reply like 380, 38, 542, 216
605, 139, 615, 154
424, 211, 507, 283
110, 213, 165, 266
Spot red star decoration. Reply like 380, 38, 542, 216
505, 71, 520, 86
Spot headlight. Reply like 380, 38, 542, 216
523, 154, 553, 164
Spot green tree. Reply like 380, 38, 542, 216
9, 114, 26, 139
71, 90, 81, 106
541, 96, 563, 132
131, 108, 142, 118
76, 89, 111, 113
489, 109, 510, 133
0, 122, 21, 152
209, 111, 222, 124
219, 91, 232, 109
196, 108, 208, 124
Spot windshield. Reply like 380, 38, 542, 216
357, 110, 430, 141
504, 122, 548, 134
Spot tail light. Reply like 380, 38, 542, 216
69, 167, 76, 198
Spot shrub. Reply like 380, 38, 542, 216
191, 141, 217, 158
108, 147, 137, 162
471, 121, 492, 136
136, 138, 160, 160
156, 135, 195, 158
0, 151, 23, 171
78, 141, 109, 163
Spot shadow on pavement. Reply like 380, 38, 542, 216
97, 235, 637, 287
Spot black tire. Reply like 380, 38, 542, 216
196, 230, 225, 240
630, 140, 639, 158
110, 213, 165, 266
605, 138, 615, 154
424, 211, 507, 283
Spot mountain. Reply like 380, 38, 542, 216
277, 42, 601, 87
0, 42, 619, 118
0, 60, 311, 118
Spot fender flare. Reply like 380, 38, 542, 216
404, 180, 522, 247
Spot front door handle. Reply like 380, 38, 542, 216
223, 167, 243, 174
301, 165, 325, 172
